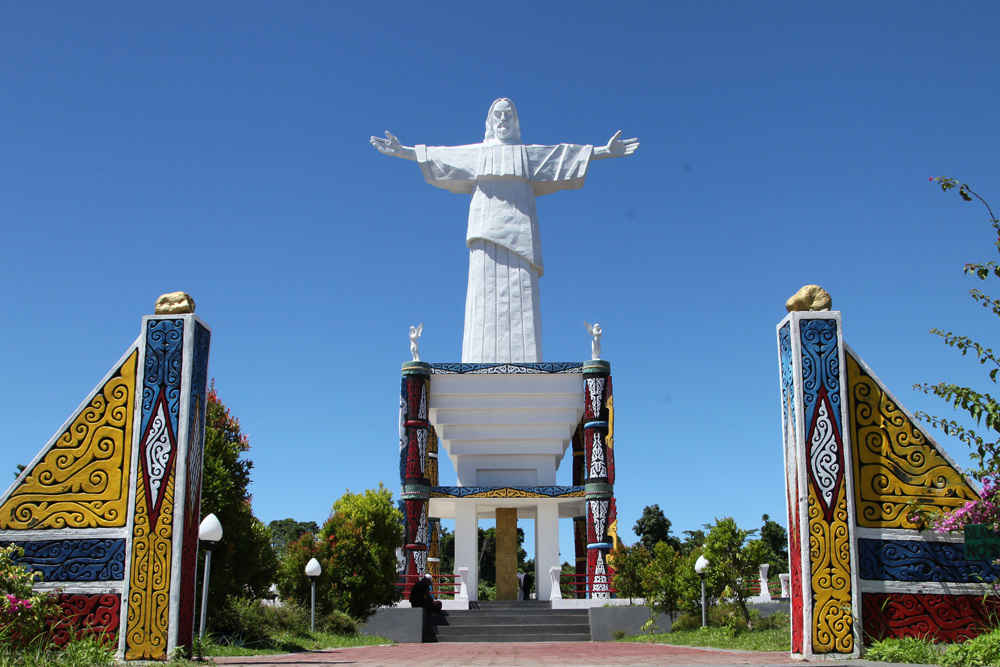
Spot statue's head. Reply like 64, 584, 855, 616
484, 98, 521, 145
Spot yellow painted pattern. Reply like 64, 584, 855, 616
429, 487, 585, 499
809, 481, 853, 654
846, 353, 977, 528
425, 428, 439, 485
605, 394, 618, 553
1, 350, 138, 529
124, 466, 175, 660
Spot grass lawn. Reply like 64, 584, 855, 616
196, 631, 391, 658
619, 625, 790, 652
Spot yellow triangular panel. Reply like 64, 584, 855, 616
0, 348, 138, 529
845, 349, 977, 529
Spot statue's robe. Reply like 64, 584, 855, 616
416, 142, 593, 363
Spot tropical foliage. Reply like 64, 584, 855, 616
275, 484, 403, 621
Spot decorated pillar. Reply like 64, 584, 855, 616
571, 423, 587, 597
777, 312, 860, 659
583, 360, 615, 598
399, 361, 432, 577
122, 312, 211, 661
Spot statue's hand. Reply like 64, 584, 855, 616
371, 131, 404, 155
603, 130, 639, 157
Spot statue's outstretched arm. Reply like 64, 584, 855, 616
370, 131, 418, 161
591, 130, 639, 160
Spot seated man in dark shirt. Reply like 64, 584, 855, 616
409, 573, 442, 614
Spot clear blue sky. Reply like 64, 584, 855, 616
3, 2, 999, 561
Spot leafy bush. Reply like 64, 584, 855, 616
608, 544, 650, 603
942, 628, 1000, 666
210, 596, 277, 643
207, 596, 358, 645
0, 545, 58, 650
865, 636, 942, 664
276, 485, 402, 623
316, 610, 357, 636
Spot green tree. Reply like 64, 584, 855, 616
701, 517, 767, 628
633, 504, 682, 552
200, 384, 278, 626
680, 529, 706, 556
268, 518, 320, 558
609, 543, 651, 602
476, 525, 526, 589
275, 531, 331, 613
275, 485, 403, 621
640, 542, 685, 619
759, 514, 789, 575
915, 178, 1000, 483
437, 525, 455, 576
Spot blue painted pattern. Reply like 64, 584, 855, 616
799, 318, 841, 435
9, 539, 126, 581
858, 538, 999, 583
430, 362, 583, 374
140, 318, 184, 438
779, 324, 794, 436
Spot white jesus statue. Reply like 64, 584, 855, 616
371, 98, 638, 363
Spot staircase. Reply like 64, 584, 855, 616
425, 600, 591, 642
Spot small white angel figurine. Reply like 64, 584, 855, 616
584, 321, 603, 360
409, 323, 423, 361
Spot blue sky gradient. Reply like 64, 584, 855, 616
2, 2, 999, 559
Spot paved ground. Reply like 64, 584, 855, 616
211, 642, 808, 666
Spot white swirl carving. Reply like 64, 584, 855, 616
587, 378, 605, 417
399, 397, 406, 454
809, 399, 840, 509
417, 430, 428, 474
143, 403, 173, 509
589, 433, 607, 478
590, 499, 608, 541
593, 552, 609, 597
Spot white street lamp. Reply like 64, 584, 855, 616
199, 514, 224, 640
694, 555, 709, 628
305, 558, 322, 633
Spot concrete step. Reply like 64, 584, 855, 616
424, 602, 591, 643
431, 631, 593, 642
437, 614, 587, 626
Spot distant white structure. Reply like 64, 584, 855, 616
371, 98, 638, 363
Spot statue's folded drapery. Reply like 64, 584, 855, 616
416, 143, 593, 363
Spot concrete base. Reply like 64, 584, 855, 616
395, 599, 470, 611
359, 607, 425, 644
588, 606, 672, 641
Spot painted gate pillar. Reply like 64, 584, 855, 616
777, 311, 861, 659
122, 314, 211, 661
0, 307, 211, 662
582, 360, 616, 599
399, 361, 432, 577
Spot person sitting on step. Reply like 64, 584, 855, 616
409, 573, 443, 615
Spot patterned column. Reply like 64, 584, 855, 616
777, 312, 860, 659
427, 519, 440, 578
583, 360, 615, 599
495, 508, 518, 600
399, 361, 432, 577
122, 314, 211, 661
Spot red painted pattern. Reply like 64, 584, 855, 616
788, 476, 803, 654
49, 594, 121, 647
862, 592, 1000, 644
